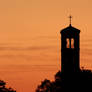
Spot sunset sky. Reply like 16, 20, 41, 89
0, 0, 92, 92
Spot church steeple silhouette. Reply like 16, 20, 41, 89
60, 16, 80, 73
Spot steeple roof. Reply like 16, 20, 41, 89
60, 24, 80, 34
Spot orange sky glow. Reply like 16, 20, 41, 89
0, 0, 92, 92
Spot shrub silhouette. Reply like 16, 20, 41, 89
0, 80, 16, 92
36, 69, 92, 92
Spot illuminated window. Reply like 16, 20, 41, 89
66, 38, 70, 48
71, 38, 74, 48
66, 38, 74, 48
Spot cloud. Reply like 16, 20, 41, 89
35, 35, 56, 39
0, 45, 55, 51
81, 48, 92, 55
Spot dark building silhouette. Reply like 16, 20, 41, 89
60, 16, 80, 73
36, 16, 92, 92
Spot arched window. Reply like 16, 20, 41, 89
66, 38, 74, 48
66, 38, 70, 48
71, 38, 74, 48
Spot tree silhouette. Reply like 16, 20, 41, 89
0, 80, 16, 92
36, 69, 92, 92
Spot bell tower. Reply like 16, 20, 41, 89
60, 16, 80, 73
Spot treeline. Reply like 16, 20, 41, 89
36, 69, 92, 92
0, 80, 16, 92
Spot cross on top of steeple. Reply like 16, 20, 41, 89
69, 15, 72, 26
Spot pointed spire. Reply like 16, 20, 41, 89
69, 15, 72, 26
